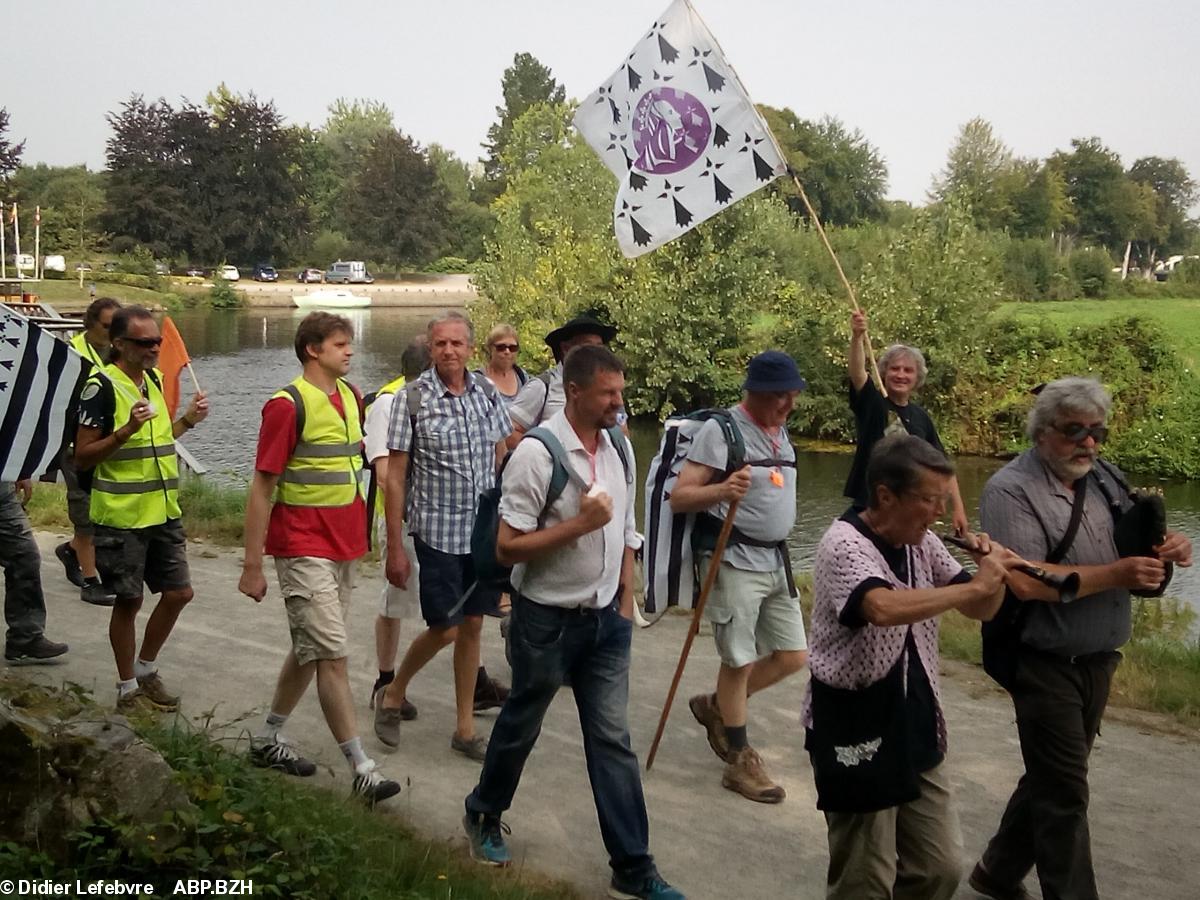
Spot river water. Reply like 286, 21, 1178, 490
172, 308, 1200, 610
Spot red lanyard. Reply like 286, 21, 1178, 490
740, 403, 782, 456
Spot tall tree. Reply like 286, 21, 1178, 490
313, 98, 395, 232
930, 117, 1017, 229
1047, 137, 1129, 249
482, 53, 565, 191
12, 164, 108, 256
342, 130, 450, 266
428, 143, 493, 261
759, 107, 888, 227
1128, 156, 1198, 262
104, 91, 308, 262
1009, 160, 1072, 238
0, 108, 24, 189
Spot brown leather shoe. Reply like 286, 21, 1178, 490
967, 862, 1029, 900
136, 672, 180, 711
722, 746, 786, 804
689, 692, 729, 762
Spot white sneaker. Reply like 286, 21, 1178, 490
351, 759, 401, 805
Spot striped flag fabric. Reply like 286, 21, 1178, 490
575, 0, 786, 257
0, 306, 91, 482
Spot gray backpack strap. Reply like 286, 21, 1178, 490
534, 370, 555, 425
404, 380, 423, 451
282, 383, 305, 437
525, 426, 588, 510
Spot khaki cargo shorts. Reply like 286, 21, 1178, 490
275, 556, 354, 665
699, 557, 808, 669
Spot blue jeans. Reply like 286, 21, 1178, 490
466, 594, 655, 882
0, 482, 47, 647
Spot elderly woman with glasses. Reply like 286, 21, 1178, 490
475, 324, 528, 405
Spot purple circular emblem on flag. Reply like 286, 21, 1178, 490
631, 88, 711, 175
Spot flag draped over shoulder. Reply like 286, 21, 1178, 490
575, 0, 786, 258
158, 316, 191, 418
0, 307, 90, 482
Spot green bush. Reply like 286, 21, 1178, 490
1172, 257, 1200, 288
1069, 246, 1113, 298
91, 271, 158, 289
426, 255, 471, 274
1002, 237, 1057, 300
208, 279, 243, 309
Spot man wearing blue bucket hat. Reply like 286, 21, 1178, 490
669, 351, 809, 803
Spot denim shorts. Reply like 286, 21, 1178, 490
413, 535, 499, 628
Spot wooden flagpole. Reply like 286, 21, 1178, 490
788, 170, 887, 398
185, 361, 202, 395
646, 498, 741, 771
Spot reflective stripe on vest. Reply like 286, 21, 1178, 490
273, 376, 364, 508
89, 365, 181, 529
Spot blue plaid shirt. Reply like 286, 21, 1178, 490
387, 367, 511, 554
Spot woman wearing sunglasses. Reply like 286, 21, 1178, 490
475, 324, 528, 406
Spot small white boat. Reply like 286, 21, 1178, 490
292, 289, 371, 309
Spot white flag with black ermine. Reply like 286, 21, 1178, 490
575, 0, 786, 258
0, 307, 90, 482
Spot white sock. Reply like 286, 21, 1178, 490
257, 711, 288, 742
134, 658, 158, 680
117, 678, 139, 698
338, 736, 370, 771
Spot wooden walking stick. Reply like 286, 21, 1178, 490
787, 169, 888, 399
646, 498, 741, 771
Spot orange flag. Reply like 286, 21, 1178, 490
158, 316, 191, 417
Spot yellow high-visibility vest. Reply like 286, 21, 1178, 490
89, 365, 181, 529
70, 332, 107, 368
272, 376, 364, 508
366, 375, 406, 515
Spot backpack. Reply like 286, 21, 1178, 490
471, 423, 632, 593
642, 409, 746, 614
360, 381, 420, 549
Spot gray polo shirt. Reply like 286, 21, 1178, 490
980, 449, 1132, 657
686, 405, 796, 573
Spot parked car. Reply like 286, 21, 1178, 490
218, 264, 240, 281
74, 262, 93, 273
253, 264, 278, 282
154, 261, 170, 275
297, 267, 323, 284
324, 260, 374, 284
186, 267, 206, 277
103, 261, 118, 272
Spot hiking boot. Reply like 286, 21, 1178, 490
136, 672, 180, 711
473, 669, 509, 712
451, 732, 488, 762
116, 688, 159, 715
374, 687, 403, 747
351, 760, 401, 806
722, 746, 785, 804
608, 873, 686, 900
967, 862, 1029, 900
463, 811, 512, 867
5, 635, 69, 665
368, 676, 417, 719
250, 736, 317, 777
688, 692, 729, 762
55, 542, 85, 588
80, 580, 117, 607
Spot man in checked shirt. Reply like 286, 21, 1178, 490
374, 311, 512, 761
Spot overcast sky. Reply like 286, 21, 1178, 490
12, 0, 1198, 205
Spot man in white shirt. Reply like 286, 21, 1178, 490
462, 345, 684, 900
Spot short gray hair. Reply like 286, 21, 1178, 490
1026, 377, 1112, 440
427, 309, 474, 344
878, 344, 928, 388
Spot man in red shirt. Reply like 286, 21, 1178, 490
238, 312, 400, 805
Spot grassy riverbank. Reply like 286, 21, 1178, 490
0, 676, 577, 900
996, 297, 1200, 370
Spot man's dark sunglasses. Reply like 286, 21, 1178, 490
124, 336, 163, 348
1054, 422, 1109, 444
492, 343, 519, 353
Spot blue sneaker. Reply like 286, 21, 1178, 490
463, 812, 511, 867
608, 873, 685, 900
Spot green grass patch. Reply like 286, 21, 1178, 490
28, 279, 180, 310
0, 678, 578, 899
27, 477, 248, 547
996, 297, 1200, 371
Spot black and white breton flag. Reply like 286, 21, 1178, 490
0, 307, 91, 482
575, 0, 786, 257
